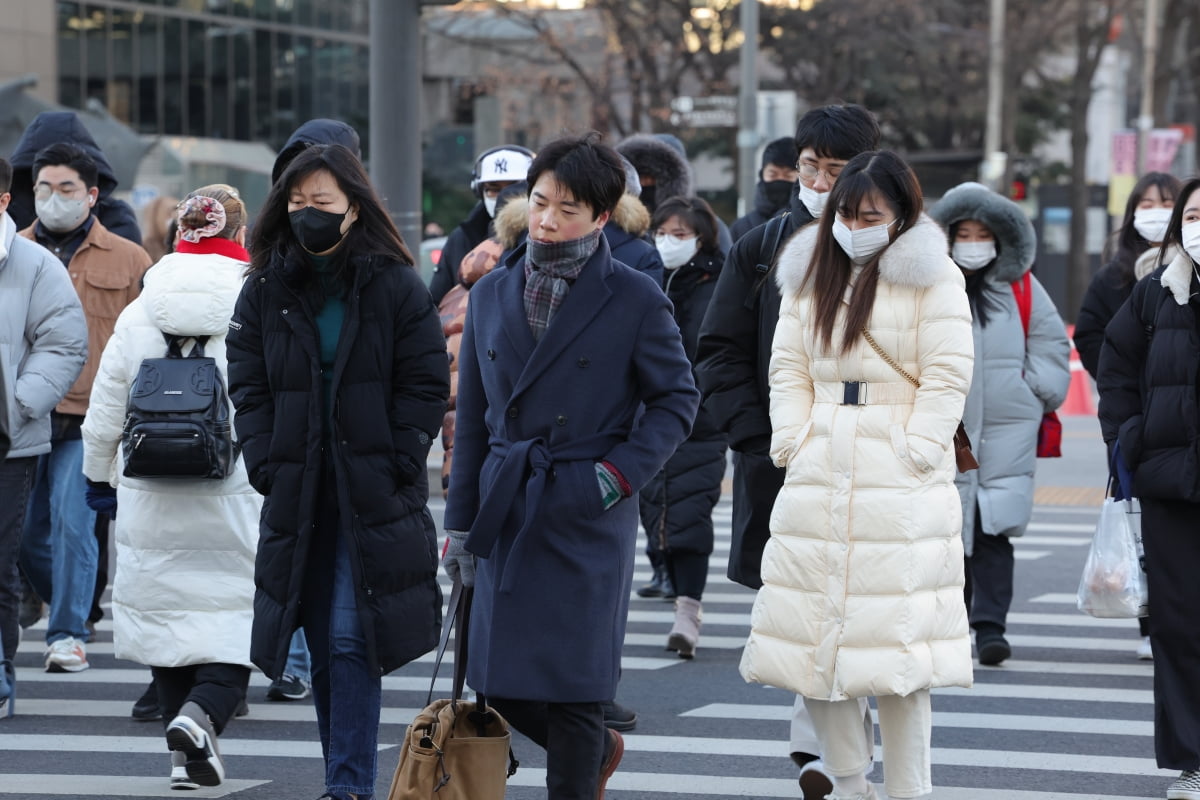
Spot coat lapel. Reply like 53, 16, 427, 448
510, 237, 615, 400
494, 254, 537, 362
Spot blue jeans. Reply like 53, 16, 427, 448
20, 438, 97, 644
303, 486, 380, 798
285, 628, 311, 683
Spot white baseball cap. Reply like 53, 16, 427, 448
477, 148, 533, 184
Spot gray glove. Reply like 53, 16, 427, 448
443, 530, 475, 588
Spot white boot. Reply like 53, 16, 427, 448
666, 596, 702, 659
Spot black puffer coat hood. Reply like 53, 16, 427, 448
928, 182, 1036, 284
617, 135, 693, 205
8, 111, 141, 243
272, 118, 362, 183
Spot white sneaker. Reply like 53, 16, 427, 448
170, 751, 199, 790
44, 637, 89, 673
1136, 636, 1153, 660
1168, 770, 1200, 800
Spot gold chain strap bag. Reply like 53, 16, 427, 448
861, 329, 978, 472
387, 579, 518, 800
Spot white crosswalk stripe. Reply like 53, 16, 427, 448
1, 491, 1169, 799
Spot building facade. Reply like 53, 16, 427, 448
53, 1, 369, 150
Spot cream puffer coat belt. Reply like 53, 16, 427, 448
740, 215, 975, 701
82, 251, 260, 668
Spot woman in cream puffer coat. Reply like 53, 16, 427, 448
82, 186, 259, 789
740, 151, 973, 800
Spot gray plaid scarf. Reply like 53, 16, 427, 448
523, 228, 602, 341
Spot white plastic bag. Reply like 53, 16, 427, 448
1077, 498, 1149, 618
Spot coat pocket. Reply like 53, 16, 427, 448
889, 424, 943, 479
82, 269, 133, 320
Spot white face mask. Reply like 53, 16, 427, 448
1133, 207, 1173, 244
798, 183, 829, 218
483, 196, 498, 218
35, 193, 91, 233
655, 233, 699, 271
1182, 220, 1200, 264
951, 240, 997, 271
832, 217, 897, 264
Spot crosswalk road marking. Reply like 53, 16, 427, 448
4, 491, 1172, 798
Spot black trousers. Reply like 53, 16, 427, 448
666, 550, 709, 600
153, 662, 250, 736
488, 697, 606, 800
964, 524, 1014, 633
1142, 498, 1200, 770
0, 457, 36, 662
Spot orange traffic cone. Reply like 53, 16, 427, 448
1060, 325, 1097, 416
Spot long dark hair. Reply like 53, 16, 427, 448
1103, 171, 1182, 287
249, 144, 413, 289
801, 150, 923, 355
1159, 176, 1200, 265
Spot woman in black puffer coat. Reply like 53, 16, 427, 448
227, 144, 449, 800
1098, 176, 1200, 800
639, 196, 728, 659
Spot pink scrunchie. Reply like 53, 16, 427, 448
177, 195, 227, 243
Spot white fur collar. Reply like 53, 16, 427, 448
775, 214, 954, 298
1159, 250, 1198, 305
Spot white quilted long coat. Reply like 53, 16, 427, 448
740, 215, 975, 700
81, 250, 259, 668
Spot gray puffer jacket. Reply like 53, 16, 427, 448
930, 183, 1071, 554
0, 212, 88, 458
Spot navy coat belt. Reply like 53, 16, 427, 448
464, 431, 622, 594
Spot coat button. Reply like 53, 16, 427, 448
281, 308, 289, 315
259, 277, 266, 284
418, 432, 430, 445
487, 349, 496, 360
507, 406, 518, 418
555, 415, 567, 426
578, 357, 590, 368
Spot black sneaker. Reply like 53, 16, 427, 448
601, 699, 637, 732
266, 673, 310, 701
975, 625, 1011, 666
132, 679, 161, 721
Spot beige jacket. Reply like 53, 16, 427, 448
21, 217, 151, 415
740, 215, 975, 700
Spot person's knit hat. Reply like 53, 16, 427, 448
761, 137, 799, 170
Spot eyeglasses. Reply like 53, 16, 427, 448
34, 182, 86, 201
796, 162, 844, 182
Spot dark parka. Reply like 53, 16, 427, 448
8, 111, 142, 244
429, 202, 491, 304
227, 253, 450, 678
639, 250, 728, 555
1098, 252, 1200, 502
445, 237, 698, 702
694, 192, 815, 588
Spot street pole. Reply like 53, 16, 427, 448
1136, 0, 1159, 175
982, 0, 1006, 191
370, 0, 423, 255
736, 0, 758, 219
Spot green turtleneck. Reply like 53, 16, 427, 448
310, 253, 345, 432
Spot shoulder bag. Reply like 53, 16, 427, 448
1011, 273, 1063, 458
386, 579, 518, 800
862, 329, 978, 472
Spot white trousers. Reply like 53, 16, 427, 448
804, 690, 932, 800
790, 693, 873, 762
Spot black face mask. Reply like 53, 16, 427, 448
762, 179, 794, 211
289, 206, 349, 254
639, 184, 657, 213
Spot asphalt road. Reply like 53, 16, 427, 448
0, 415, 1175, 799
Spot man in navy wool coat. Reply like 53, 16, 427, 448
443, 132, 699, 799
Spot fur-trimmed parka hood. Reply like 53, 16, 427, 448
1158, 248, 1200, 306
774, 214, 959, 298
616, 135, 693, 205
928, 182, 1036, 283
492, 194, 650, 251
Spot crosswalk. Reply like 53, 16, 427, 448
0, 492, 1174, 799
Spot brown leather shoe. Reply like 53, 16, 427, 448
597, 729, 624, 799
